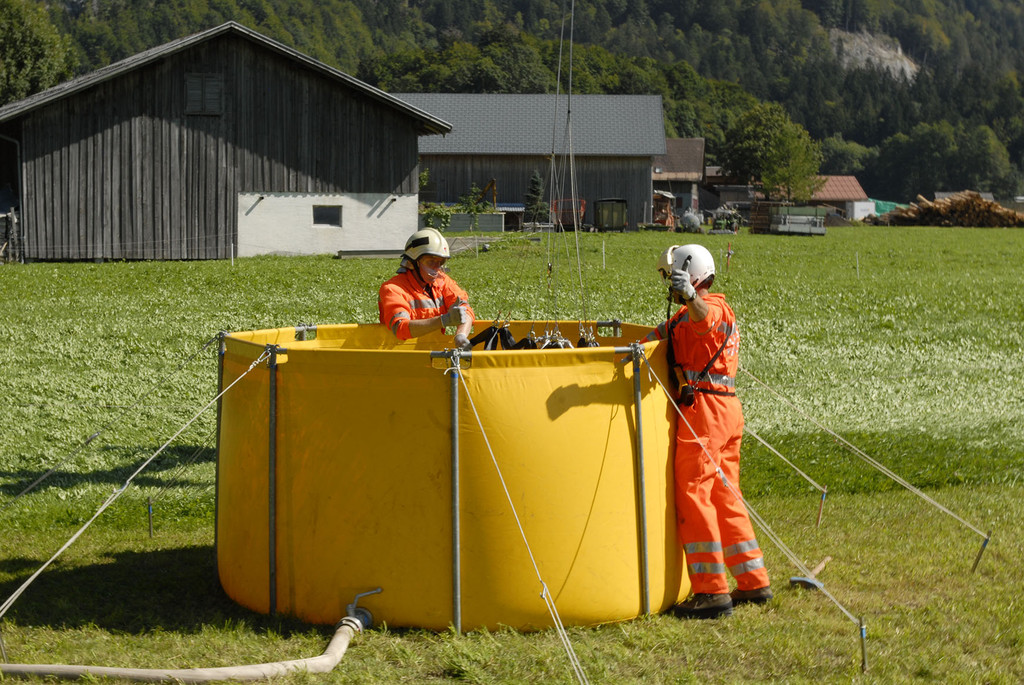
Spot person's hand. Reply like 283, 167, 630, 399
440, 305, 467, 327
440, 298, 469, 327
454, 333, 472, 350
670, 268, 696, 301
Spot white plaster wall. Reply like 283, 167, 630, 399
851, 201, 876, 220
236, 192, 417, 257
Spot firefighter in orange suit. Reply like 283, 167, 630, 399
653, 244, 772, 619
378, 228, 475, 349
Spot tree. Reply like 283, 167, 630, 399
720, 102, 823, 202
820, 134, 876, 175
523, 170, 547, 224
455, 182, 492, 231
479, 30, 553, 92
762, 121, 825, 203
896, 121, 956, 200
870, 121, 1022, 200
0, 0, 76, 105
955, 124, 1018, 198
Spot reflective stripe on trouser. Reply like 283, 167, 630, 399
675, 393, 770, 594
725, 540, 769, 590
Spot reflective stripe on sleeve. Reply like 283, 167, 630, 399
388, 311, 410, 334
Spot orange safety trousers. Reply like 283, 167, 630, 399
675, 392, 770, 595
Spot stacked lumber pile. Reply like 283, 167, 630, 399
880, 191, 1024, 227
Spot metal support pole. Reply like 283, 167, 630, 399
268, 345, 279, 616
147, 497, 154, 538
971, 530, 992, 573
859, 617, 868, 672
449, 352, 462, 634
630, 344, 651, 615
816, 486, 827, 528
214, 332, 226, 557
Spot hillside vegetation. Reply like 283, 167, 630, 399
6, 0, 1024, 201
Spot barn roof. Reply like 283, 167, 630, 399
653, 138, 705, 181
393, 93, 666, 156
0, 22, 451, 136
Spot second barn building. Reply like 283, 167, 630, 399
395, 93, 666, 231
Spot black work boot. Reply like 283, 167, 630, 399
674, 593, 733, 619
730, 585, 773, 606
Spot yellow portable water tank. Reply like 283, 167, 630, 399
216, 321, 689, 631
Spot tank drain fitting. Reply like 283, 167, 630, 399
346, 587, 383, 630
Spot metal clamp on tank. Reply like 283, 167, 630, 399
346, 587, 383, 629
294, 323, 318, 341
430, 347, 472, 369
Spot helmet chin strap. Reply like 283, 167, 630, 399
413, 259, 440, 291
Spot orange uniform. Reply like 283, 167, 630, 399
378, 267, 474, 340
661, 292, 769, 595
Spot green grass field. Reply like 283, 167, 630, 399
1, 225, 1023, 683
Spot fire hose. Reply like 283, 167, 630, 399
0, 588, 382, 683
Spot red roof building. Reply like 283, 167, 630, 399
812, 175, 869, 202
812, 175, 874, 220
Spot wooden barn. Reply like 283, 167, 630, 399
0, 22, 450, 261
394, 93, 666, 230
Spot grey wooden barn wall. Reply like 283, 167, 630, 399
21, 36, 420, 260
422, 155, 654, 228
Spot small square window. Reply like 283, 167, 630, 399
313, 205, 343, 227
186, 74, 224, 115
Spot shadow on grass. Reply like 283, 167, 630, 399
0, 444, 216, 498
0, 545, 311, 637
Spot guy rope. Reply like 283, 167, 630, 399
740, 366, 993, 571
1, 334, 221, 515
636, 346, 870, 673
0, 347, 271, 627
445, 350, 591, 685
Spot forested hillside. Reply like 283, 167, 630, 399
7, 0, 1024, 201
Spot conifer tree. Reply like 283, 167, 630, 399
523, 170, 548, 224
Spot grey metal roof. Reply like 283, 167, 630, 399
0, 22, 451, 136
394, 93, 666, 156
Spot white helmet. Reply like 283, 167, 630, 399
403, 228, 450, 261
672, 244, 715, 287
656, 245, 679, 279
